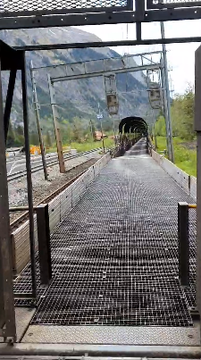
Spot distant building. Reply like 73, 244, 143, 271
94, 131, 107, 141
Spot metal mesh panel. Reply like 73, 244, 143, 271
185, 207, 196, 309
0, 0, 132, 18
15, 140, 196, 327
147, 0, 201, 9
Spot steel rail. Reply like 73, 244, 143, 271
7, 148, 101, 182
10, 156, 101, 231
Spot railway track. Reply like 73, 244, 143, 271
8, 148, 101, 182
10, 158, 94, 232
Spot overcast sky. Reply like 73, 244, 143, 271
79, 19, 201, 95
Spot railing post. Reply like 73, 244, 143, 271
178, 202, 189, 286
36, 204, 52, 285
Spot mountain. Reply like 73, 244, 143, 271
0, 27, 154, 138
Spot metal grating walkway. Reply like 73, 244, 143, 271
15, 139, 196, 327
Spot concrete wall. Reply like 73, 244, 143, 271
12, 153, 111, 274
152, 149, 196, 201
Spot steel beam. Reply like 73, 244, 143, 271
36, 204, 52, 285
178, 202, 189, 286
160, 23, 174, 163
135, 0, 144, 42
0, 60, 16, 340
30, 61, 48, 180
15, 36, 201, 52
47, 74, 65, 173
21, 51, 37, 299
195, 44, 201, 322
1, 6, 201, 30
51, 64, 161, 83
4, 68, 17, 142
32, 50, 162, 71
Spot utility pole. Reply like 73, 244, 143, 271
89, 119, 94, 140
153, 123, 158, 150
47, 74, 65, 173
160, 22, 174, 163
100, 118, 105, 154
97, 103, 105, 153
30, 61, 48, 180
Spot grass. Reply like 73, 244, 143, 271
154, 136, 196, 177
69, 138, 114, 152
46, 137, 115, 154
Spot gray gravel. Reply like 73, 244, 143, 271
9, 152, 101, 222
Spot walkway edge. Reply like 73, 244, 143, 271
0, 343, 200, 358
151, 149, 196, 200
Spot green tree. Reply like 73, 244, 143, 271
45, 131, 52, 147
155, 115, 166, 136
16, 125, 23, 136
6, 122, 15, 147
89, 119, 96, 140
30, 132, 39, 145
171, 86, 195, 140
72, 117, 83, 143
14, 125, 24, 146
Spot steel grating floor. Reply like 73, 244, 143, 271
14, 139, 196, 327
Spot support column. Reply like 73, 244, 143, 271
0, 60, 16, 339
37, 204, 52, 285
47, 74, 65, 173
160, 22, 174, 163
195, 45, 201, 318
30, 62, 48, 180
21, 52, 37, 298
4, 68, 17, 141
178, 202, 189, 286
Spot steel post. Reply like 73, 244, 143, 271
135, 0, 144, 42
178, 202, 189, 286
100, 118, 105, 154
4, 68, 17, 141
47, 74, 65, 173
0, 60, 16, 339
36, 204, 52, 285
21, 51, 37, 298
160, 22, 174, 163
153, 122, 158, 150
30, 61, 48, 180
194, 45, 201, 320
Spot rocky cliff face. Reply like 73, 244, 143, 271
0, 27, 152, 132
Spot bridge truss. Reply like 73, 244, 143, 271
0, 0, 201, 45
31, 51, 163, 172
0, 0, 201, 345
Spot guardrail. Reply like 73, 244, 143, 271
178, 202, 196, 287
151, 149, 197, 200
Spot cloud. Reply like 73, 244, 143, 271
79, 19, 201, 94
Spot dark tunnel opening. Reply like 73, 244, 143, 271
119, 116, 148, 136
116, 116, 149, 156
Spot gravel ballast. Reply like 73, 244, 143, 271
9, 152, 101, 223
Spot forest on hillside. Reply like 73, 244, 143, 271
6, 85, 195, 149
155, 86, 194, 141
154, 86, 196, 177
6, 115, 116, 148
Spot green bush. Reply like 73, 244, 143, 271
154, 136, 196, 177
